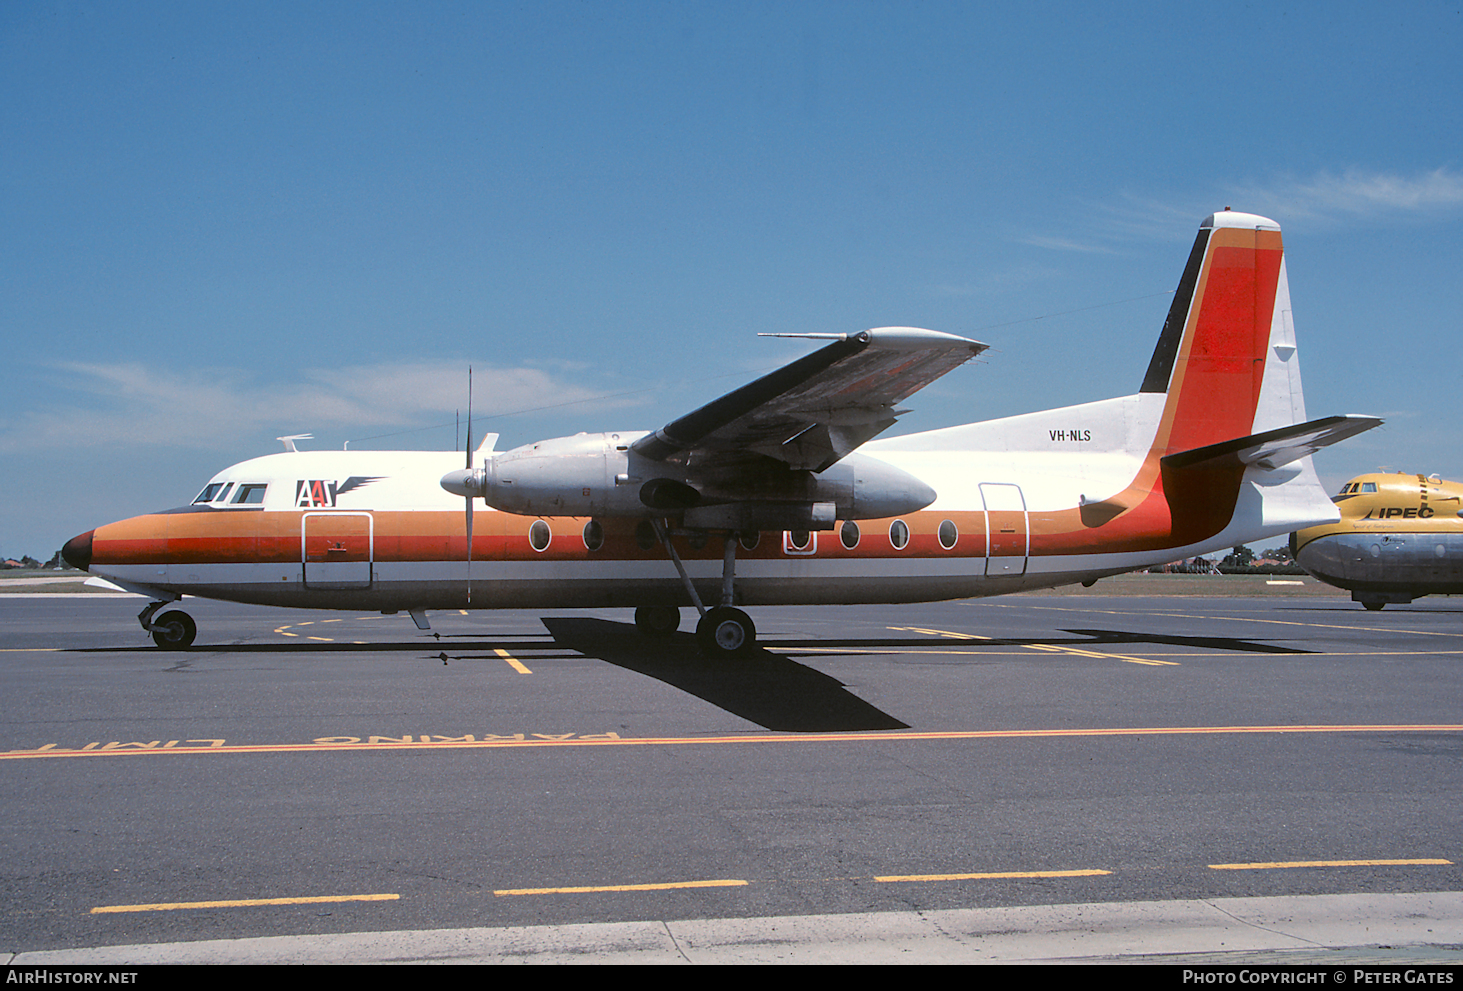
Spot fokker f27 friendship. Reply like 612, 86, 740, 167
63, 211, 1380, 655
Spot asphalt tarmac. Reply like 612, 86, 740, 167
2, 587, 1460, 963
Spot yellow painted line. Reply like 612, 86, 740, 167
875, 869, 1111, 882
1209, 859, 1452, 871
891, 626, 1177, 666
307, 636, 333, 642
91, 892, 399, 914
496, 879, 747, 896
5, 724, 1460, 761
495, 648, 531, 674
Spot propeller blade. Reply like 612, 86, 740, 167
466, 495, 474, 605
466, 366, 474, 605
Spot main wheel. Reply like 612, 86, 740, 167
1362, 601, 1385, 611
151, 610, 197, 649
695, 606, 756, 657
634, 605, 681, 637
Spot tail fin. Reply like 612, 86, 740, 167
1142, 211, 1381, 544
1142, 210, 1297, 456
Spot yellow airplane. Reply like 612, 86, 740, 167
1291, 472, 1463, 609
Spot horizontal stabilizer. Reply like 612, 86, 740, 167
1162, 415, 1383, 473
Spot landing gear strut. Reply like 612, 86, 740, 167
648, 522, 758, 657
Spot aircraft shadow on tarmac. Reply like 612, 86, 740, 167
1057, 629, 1315, 654
536, 617, 911, 733
74, 622, 909, 733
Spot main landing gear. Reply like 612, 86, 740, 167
139, 600, 197, 649
644, 522, 759, 658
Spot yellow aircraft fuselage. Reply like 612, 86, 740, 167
1292, 472, 1463, 609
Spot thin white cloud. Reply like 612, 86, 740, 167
1072, 168, 1463, 245
0, 360, 649, 455
1015, 235, 1121, 255
1236, 167, 1463, 219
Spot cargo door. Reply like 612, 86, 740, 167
980, 483, 1028, 577
302, 512, 373, 589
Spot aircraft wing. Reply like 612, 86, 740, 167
631, 327, 988, 472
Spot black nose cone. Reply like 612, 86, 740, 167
62, 530, 93, 572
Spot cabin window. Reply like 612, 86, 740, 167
232, 484, 267, 504
787, 530, 812, 551
889, 519, 910, 550
582, 520, 604, 552
635, 520, 657, 551
738, 530, 761, 551
938, 519, 959, 550
839, 520, 860, 549
529, 520, 551, 552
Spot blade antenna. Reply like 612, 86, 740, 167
465, 366, 474, 605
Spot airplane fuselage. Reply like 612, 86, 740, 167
60, 211, 1380, 651
67, 390, 1338, 615
1292, 472, 1463, 609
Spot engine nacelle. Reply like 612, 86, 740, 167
440, 431, 936, 523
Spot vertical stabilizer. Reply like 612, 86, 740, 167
1142, 210, 1292, 456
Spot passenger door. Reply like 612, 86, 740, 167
980, 483, 1028, 577
302, 512, 374, 589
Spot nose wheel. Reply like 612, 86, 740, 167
149, 610, 197, 649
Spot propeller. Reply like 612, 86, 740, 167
465, 366, 474, 605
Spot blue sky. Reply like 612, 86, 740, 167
3, 1, 1460, 558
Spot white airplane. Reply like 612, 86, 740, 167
63, 211, 1380, 655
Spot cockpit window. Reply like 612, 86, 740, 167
232, 484, 268, 504
1361, 482, 1377, 493
194, 483, 226, 504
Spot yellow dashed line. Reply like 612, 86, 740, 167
1209, 858, 1452, 871
891, 626, 1178, 666
876, 869, 1111, 882
495, 648, 532, 674
91, 893, 399, 914
495, 879, 746, 896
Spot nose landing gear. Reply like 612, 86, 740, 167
139, 600, 197, 649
